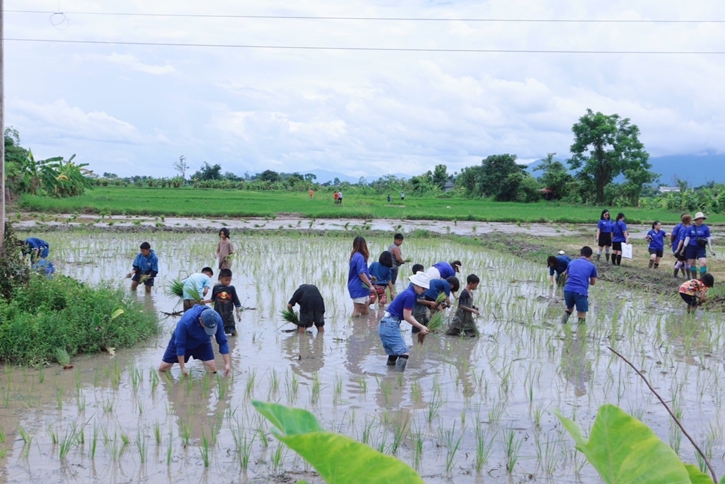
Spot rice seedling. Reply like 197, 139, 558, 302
390, 414, 410, 454
232, 425, 255, 470
441, 421, 464, 476
280, 309, 299, 325
257, 420, 269, 448
91, 425, 98, 460
411, 430, 424, 469
180, 420, 192, 447
333, 374, 343, 405
111, 360, 122, 388
120, 431, 130, 447
150, 368, 159, 393
47, 425, 59, 444
245, 369, 257, 398
130, 366, 142, 392
427, 385, 445, 424
37, 367, 44, 384
311, 372, 321, 405
199, 430, 210, 467
503, 427, 523, 473
166, 431, 174, 466
54, 348, 71, 367
59, 425, 77, 459
272, 443, 285, 473
474, 422, 495, 472
0, 428, 5, 443
418, 311, 444, 344
55, 387, 63, 409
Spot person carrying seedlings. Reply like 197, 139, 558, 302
348, 236, 375, 317
215, 228, 234, 270
22, 237, 50, 264
158, 304, 231, 377
211, 268, 242, 336
446, 274, 481, 337
679, 273, 714, 314
681, 212, 717, 280
388, 233, 406, 288
182, 267, 214, 311
287, 284, 326, 334
561, 246, 598, 325
646, 221, 669, 269
611, 213, 629, 266
369, 251, 395, 306
671, 213, 691, 278
378, 271, 430, 371
547, 253, 571, 286
126, 241, 159, 293
426, 260, 462, 280
595, 209, 613, 262
412, 275, 460, 335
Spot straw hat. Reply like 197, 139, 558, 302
409, 271, 431, 289
694, 212, 708, 221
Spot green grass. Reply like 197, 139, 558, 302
18, 187, 723, 224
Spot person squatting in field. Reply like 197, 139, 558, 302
288, 284, 326, 334
679, 273, 714, 314
547, 253, 570, 286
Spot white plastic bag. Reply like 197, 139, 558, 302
622, 243, 633, 259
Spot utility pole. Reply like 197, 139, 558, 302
0, 0, 5, 249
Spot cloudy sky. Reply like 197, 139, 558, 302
6, 1, 725, 179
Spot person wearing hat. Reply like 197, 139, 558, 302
426, 260, 462, 280
378, 271, 430, 372
158, 304, 230, 377
681, 212, 717, 280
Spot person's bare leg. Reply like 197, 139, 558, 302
158, 362, 174, 372
353, 303, 369, 316
145, 284, 152, 293
298, 326, 306, 334
131, 281, 139, 291
202, 360, 218, 373
316, 326, 324, 333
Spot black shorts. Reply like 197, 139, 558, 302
598, 233, 612, 248
675, 251, 688, 261
648, 248, 664, 258
612, 241, 623, 251
680, 293, 699, 307
299, 311, 324, 328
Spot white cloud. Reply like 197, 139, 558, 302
80, 53, 177, 75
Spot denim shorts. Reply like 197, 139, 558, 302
162, 338, 215, 363
564, 291, 589, 313
378, 314, 408, 356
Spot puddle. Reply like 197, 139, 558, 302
1, 231, 723, 483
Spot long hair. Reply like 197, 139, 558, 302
652, 220, 660, 230
600, 209, 610, 220
350, 236, 369, 262
615, 212, 625, 222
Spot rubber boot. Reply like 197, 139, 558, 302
648, 260, 654, 269
395, 356, 408, 372
596, 253, 601, 261
560, 311, 572, 325
673, 268, 679, 278
605, 253, 610, 263
387, 355, 398, 366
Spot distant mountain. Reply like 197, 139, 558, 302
526, 154, 725, 187
307, 169, 411, 184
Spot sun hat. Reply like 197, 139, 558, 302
694, 212, 708, 220
409, 271, 431, 289
200, 309, 219, 336
558, 250, 566, 255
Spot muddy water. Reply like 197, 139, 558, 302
2, 231, 724, 483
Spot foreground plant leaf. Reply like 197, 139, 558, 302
684, 464, 715, 484
555, 404, 694, 484
253, 401, 424, 483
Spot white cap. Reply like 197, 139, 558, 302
409, 271, 431, 289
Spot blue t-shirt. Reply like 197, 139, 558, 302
347, 252, 371, 298
25, 237, 49, 249
183, 273, 212, 300
387, 286, 417, 319
612, 221, 628, 243
597, 220, 613, 233
173, 305, 229, 356
647, 229, 667, 251
671, 223, 683, 252
433, 262, 455, 279
133, 250, 159, 276
549, 255, 571, 276
686, 224, 711, 245
369, 262, 392, 286
564, 258, 598, 296
424, 279, 451, 300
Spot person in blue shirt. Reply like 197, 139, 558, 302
159, 304, 231, 377
547, 254, 571, 286
595, 209, 613, 262
378, 271, 430, 372
126, 242, 159, 293
670, 213, 690, 278
22, 237, 50, 263
369, 251, 394, 306
611, 213, 629, 266
32, 258, 55, 278
681, 212, 717, 280
646, 221, 669, 269
426, 260, 462, 280
348, 236, 374, 317
560, 246, 598, 325
181, 267, 214, 311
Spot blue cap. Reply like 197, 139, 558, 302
200, 309, 218, 336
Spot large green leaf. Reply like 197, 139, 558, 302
253, 401, 424, 484
555, 404, 693, 484
684, 464, 715, 484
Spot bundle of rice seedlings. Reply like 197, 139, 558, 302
280, 309, 300, 325
167, 279, 184, 298
404, 257, 413, 263
417, 312, 445, 344
434, 292, 447, 305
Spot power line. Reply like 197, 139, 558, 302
5, 37, 725, 54
6, 9, 725, 23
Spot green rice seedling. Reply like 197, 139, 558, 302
272, 443, 285, 473
199, 430, 210, 467
280, 309, 299, 325
380, 379, 393, 408
418, 312, 444, 344
120, 431, 130, 447
201, 373, 211, 397
111, 360, 121, 388
427, 386, 445, 424
153, 421, 162, 445
150, 368, 159, 393
361, 416, 375, 445
474, 423, 495, 472
91, 425, 98, 460
167, 279, 184, 299
441, 421, 464, 476
75, 390, 86, 412
411, 383, 420, 403
232, 425, 255, 470
180, 420, 191, 447
217, 374, 229, 400
333, 374, 343, 405
311, 372, 321, 405
411, 430, 424, 469
137, 399, 144, 414
130, 366, 141, 393
257, 421, 269, 448
47, 425, 59, 444
0, 428, 5, 443
357, 376, 367, 396
166, 430, 174, 466
504, 427, 523, 473
54, 348, 71, 367
390, 415, 410, 455
245, 369, 256, 398
533, 403, 544, 428
18, 427, 30, 444
59, 425, 77, 459
102, 395, 115, 413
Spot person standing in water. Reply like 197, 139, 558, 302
595, 209, 613, 263
388, 233, 405, 289
215, 228, 234, 270
348, 236, 374, 317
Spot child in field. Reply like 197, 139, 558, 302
447, 274, 481, 337
679, 273, 714, 314
379, 272, 430, 372
547, 254, 571, 286
211, 268, 242, 335
215, 228, 234, 270
646, 221, 668, 269
126, 241, 158, 293
560, 246, 598, 324
369, 251, 394, 306
182, 267, 214, 311
288, 284, 326, 334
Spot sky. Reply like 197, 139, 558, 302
6, 1, 725, 179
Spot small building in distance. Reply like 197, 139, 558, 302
443, 181, 455, 192
659, 186, 681, 193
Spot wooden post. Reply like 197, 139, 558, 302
0, 0, 5, 249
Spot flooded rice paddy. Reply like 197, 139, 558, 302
3, 230, 725, 483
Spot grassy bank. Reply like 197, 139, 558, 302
18, 187, 725, 224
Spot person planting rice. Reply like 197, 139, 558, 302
681, 212, 717, 280
547, 253, 571, 286
679, 273, 714, 314
426, 260, 462, 280
211, 268, 242, 336
646, 221, 669, 269
368, 251, 395, 306
158, 304, 231, 377
446, 274, 481, 337
182, 267, 214, 311
412, 276, 460, 335
560, 246, 598, 325
409, 264, 429, 328
348, 236, 375, 317
388, 233, 405, 288
595, 209, 613, 262
611, 213, 629, 266
378, 271, 430, 372
21, 237, 50, 264
671, 213, 691, 278
215, 228, 234, 270
126, 241, 158, 293
287, 284, 326, 334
